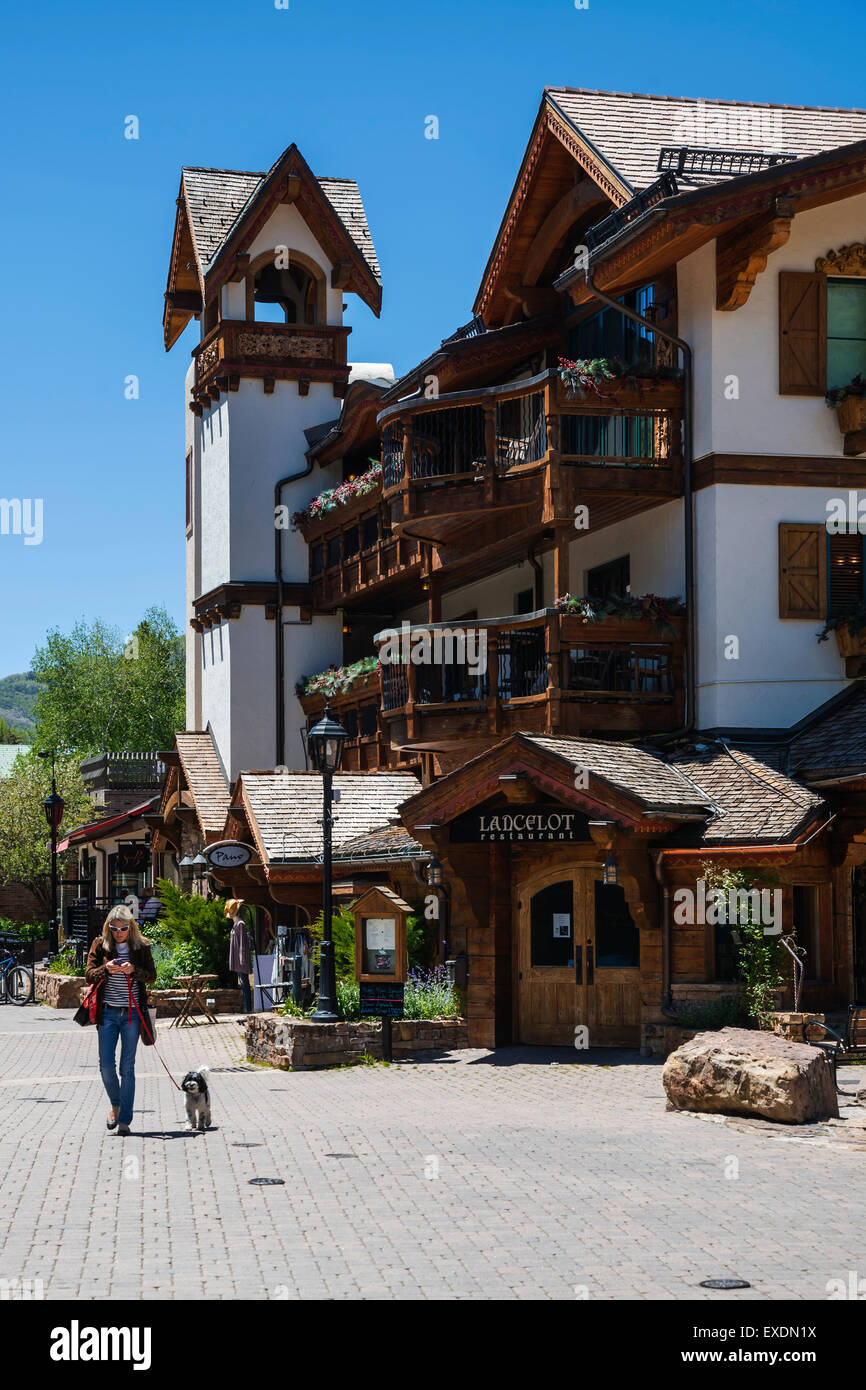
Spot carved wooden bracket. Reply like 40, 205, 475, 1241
716, 197, 795, 311
331, 261, 352, 289
281, 174, 301, 204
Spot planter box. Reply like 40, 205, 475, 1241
834, 395, 866, 456
556, 375, 683, 413
245, 1013, 468, 1070
297, 487, 382, 540
298, 669, 379, 715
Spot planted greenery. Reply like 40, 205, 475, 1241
554, 592, 684, 632
817, 608, 866, 643
296, 655, 378, 700
701, 863, 785, 1026
291, 461, 382, 528
558, 355, 682, 395
153, 880, 233, 986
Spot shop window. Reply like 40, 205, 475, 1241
714, 919, 740, 982
827, 279, 866, 391
530, 880, 573, 968
793, 884, 821, 981
594, 882, 639, 967
587, 555, 630, 601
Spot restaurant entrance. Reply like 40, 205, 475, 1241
515, 866, 641, 1047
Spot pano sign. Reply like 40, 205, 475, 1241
450, 805, 588, 844
204, 840, 253, 869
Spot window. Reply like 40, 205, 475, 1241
361, 515, 379, 550
561, 413, 656, 462
587, 555, 630, 602
514, 587, 535, 615
594, 883, 639, 968
343, 525, 359, 560
185, 449, 193, 534
827, 531, 865, 618
567, 286, 654, 364
827, 279, 866, 391
530, 881, 573, 968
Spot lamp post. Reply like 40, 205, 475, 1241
307, 704, 347, 1023
39, 751, 65, 955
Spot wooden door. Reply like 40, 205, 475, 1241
517, 869, 641, 1047
517, 871, 583, 1046
583, 874, 641, 1047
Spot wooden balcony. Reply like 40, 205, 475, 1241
376, 608, 686, 754
191, 320, 351, 408
299, 489, 424, 612
298, 671, 416, 774
377, 369, 683, 544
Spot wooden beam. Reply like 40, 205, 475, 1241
228, 253, 250, 283
281, 174, 301, 204
331, 261, 352, 290
166, 289, 203, 313
716, 197, 795, 311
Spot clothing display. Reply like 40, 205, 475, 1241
228, 916, 252, 973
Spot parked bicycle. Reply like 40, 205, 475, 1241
0, 948, 33, 1005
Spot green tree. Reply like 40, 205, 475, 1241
0, 716, 22, 744
31, 606, 185, 754
0, 751, 91, 916
154, 879, 232, 985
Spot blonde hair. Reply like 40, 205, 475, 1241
224, 898, 245, 918
100, 903, 147, 951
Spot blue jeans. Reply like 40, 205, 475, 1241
97, 1004, 140, 1126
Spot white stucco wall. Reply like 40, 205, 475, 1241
244, 203, 344, 326
184, 361, 200, 731
695, 484, 849, 729
570, 499, 685, 599
678, 190, 866, 460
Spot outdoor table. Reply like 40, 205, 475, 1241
171, 974, 219, 1027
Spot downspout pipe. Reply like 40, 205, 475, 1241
584, 267, 696, 734
275, 460, 315, 768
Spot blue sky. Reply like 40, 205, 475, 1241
1, 0, 864, 677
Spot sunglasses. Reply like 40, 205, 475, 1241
110, 924, 130, 933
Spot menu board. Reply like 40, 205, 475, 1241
359, 981, 405, 1019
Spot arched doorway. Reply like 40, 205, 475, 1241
515, 866, 640, 1047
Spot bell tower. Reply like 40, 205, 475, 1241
164, 145, 383, 781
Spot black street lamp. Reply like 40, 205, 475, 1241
307, 704, 347, 1023
39, 751, 65, 954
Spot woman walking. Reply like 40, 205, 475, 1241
225, 898, 253, 1014
85, 904, 156, 1136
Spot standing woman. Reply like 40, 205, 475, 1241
85, 904, 156, 1136
225, 898, 253, 1014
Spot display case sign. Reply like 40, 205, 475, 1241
449, 805, 589, 843
359, 981, 405, 1019
352, 885, 410, 984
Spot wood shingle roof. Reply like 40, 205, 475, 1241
175, 731, 231, 835
547, 87, 866, 194
237, 771, 421, 864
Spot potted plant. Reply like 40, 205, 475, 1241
554, 591, 685, 634
291, 460, 382, 529
557, 355, 683, 402
826, 376, 866, 451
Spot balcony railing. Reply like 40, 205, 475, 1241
305, 500, 423, 609
377, 369, 683, 532
191, 320, 351, 405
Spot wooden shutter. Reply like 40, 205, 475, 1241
779, 523, 826, 619
779, 271, 826, 396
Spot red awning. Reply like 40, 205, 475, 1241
57, 798, 157, 853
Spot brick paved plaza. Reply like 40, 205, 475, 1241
1, 1005, 864, 1301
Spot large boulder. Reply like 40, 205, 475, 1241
662, 1027, 838, 1123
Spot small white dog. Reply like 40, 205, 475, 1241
181, 1067, 212, 1131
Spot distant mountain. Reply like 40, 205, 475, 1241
0, 672, 41, 738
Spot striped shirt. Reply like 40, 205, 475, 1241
104, 942, 134, 1008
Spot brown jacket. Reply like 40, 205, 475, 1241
85, 938, 157, 1031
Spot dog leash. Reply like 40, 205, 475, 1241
124, 975, 183, 1092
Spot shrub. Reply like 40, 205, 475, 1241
336, 978, 360, 1020
674, 996, 744, 1031
404, 966, 462, 1020
0, 919, 46, 942
47, 946, 86, 977
154, 879, 232, 985
151, 940, 207, 990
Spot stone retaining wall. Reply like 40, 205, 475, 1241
764, 1011, 826, 1043
642, 1023, 698, 1058
35, 973, 241, 1017
245, 1013, 468, 1070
